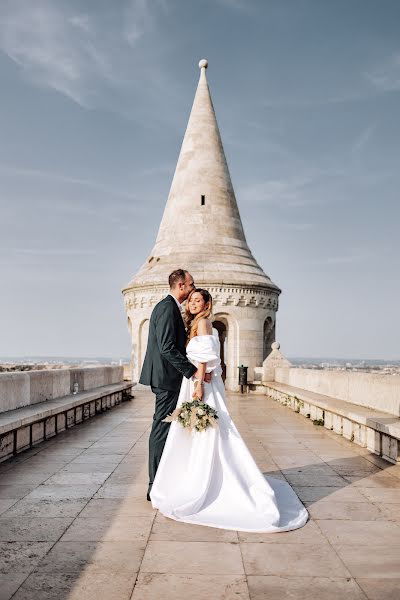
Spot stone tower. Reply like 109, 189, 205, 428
123, 59, 281, 390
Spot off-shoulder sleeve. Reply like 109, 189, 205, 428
186, 335, 221, 372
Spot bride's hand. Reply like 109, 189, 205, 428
193, 382, 204, 401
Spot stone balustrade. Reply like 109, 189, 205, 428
0, 366, 124, 414
274, 367, 400, 416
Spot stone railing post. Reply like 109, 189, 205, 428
262, 342, 292, 383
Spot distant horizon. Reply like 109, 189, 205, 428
1, 354, 399, 364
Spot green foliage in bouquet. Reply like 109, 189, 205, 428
162, 399, 219, 432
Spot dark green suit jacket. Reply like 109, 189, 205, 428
139, 295, 197, 391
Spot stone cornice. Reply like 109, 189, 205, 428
123, 284, 279, 311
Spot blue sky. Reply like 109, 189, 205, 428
0, 0, 399, 359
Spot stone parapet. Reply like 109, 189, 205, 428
264, 381, 400, 464
0, 366, 124, 414
275, 367, 400, 416
0, 381, 133, 462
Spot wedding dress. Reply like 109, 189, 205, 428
150, 330, 308, 532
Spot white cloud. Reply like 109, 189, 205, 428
365, 53, 400, 92
123, 0, 168, 46
238, 173, 324, 208
0, 0, 168, 107
0, 164, 136, 200
351, 123, 376, 157
309, 250, 371, 266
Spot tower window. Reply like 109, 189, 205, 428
201, 195, 205, 206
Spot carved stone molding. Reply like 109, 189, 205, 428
123, 284, 279, 311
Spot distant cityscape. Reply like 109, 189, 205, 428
0, 355, 399, 375
289, 357, 400, 375
0, 356, 129, 372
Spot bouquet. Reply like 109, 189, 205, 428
162, 399, 219, 432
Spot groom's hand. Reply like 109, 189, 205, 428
194, 371, 212, 383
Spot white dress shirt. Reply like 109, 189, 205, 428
168, 293, 183, 315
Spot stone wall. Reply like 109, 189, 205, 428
0, 366, 124, 414
274, 367, 400, 416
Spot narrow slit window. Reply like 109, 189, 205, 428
201, 195, 205, 206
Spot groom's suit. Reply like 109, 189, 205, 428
139, 294, 197, 495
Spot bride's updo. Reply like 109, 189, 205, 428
185, 289, 213, 341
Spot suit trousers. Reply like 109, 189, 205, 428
148, 386, 180, 494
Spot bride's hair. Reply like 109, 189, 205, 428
185, 289, 213, 341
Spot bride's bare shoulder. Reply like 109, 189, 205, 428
197, 318, 213, 335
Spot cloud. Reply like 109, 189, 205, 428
365, 53, 400, 92
123, 0, 168, 46
309, 250, 371, 266
0, 164, 136, 200
215, 0, 254, 12
238, 173, 325, 208
0, 0, 168, 107
351, 123, 376, 157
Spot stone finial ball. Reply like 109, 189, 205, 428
271, 342, 280, 351
198, 59, 208, 69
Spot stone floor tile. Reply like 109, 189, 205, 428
316, 520, 400, 546
4, 498, 87, 519
43, 472, 111, 486
375, 503, 400, 521
70, 453, 123, 465
238, 520, 327, 544
36, 540, 145, 573
131, 573, 250, 600
240, 543, 350, 577
150, 513, 238, 542
347, 474, 400, 489
335, 545, 400, 579
94, 483, 145, 499
0, 541, 53, 573
359, 488, 400, 504
12, 571, 137, 600
140, 541, 244, 575
308, 501, 383, 521
293, 485, 368, 503
61, 515, 154, 542
0, 499, 18, 515
0, 517, 73, 542
0, 485, 37, 499
79, 497, 155, 518
25, 483, 100, 501
356, 578, 400, 599
283, 468, 347, 488
0, 572, 30, 600
0, 471, 55, 486
247, 576, 366, 599
59, 463, 116, 474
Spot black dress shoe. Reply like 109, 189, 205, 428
147, 492, 151, 501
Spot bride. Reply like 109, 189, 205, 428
150, 288, 308, 532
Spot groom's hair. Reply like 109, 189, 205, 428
169, 269, 188, 289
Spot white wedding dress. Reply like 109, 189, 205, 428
150, 330, 308, 532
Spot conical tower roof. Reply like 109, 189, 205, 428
125, 59, 280, 293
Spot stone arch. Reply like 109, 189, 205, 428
213, 312, 239, 390
213, 320, 227, 382
263, 315, 275, 360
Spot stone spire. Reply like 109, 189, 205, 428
126, 59, 280, 293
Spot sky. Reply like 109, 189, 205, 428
0, 0, 399, 360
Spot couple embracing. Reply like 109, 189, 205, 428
139, 269, 308, 532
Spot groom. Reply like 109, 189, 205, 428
140, 269, 207, 500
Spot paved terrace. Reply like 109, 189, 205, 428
0, 390, 400, 600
